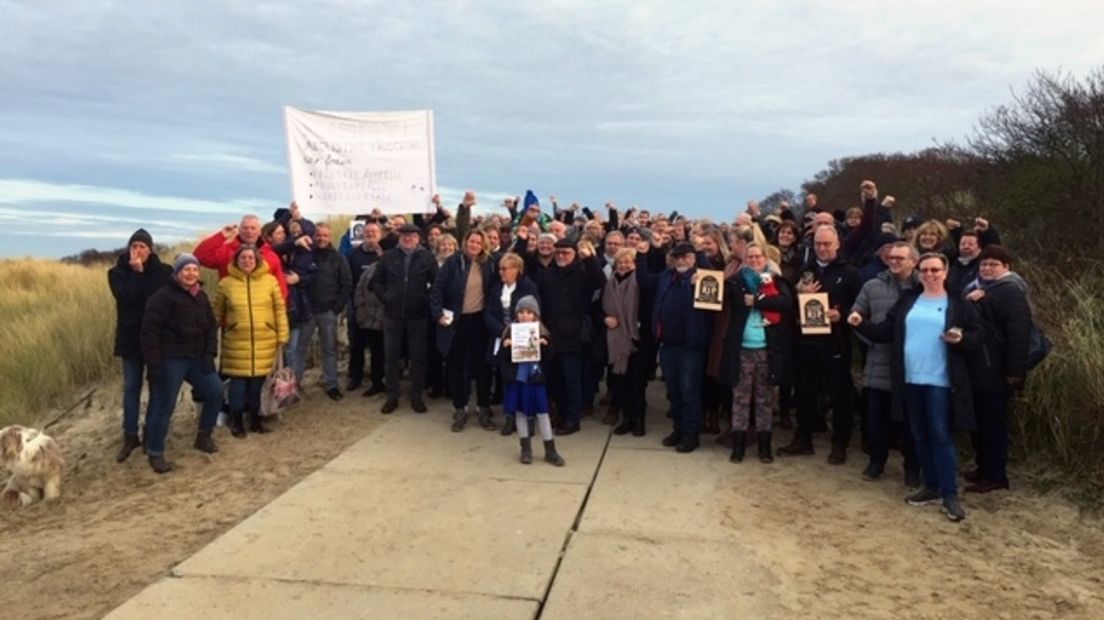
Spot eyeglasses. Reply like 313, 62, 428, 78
918, 268, 944, 274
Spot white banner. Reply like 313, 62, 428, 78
284, 107, 436, 216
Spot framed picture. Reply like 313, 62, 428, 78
693, 269, 725, 311
798, 292, 832, 335
510, 322, 542, 363
349, 219, 366, 247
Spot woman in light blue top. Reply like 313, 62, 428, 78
849, 253, 981, 523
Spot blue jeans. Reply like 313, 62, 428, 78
121, 356, 162, 437
659, 345, 704, 439
228, 377, 266, 413
148, 357, 223, 456
285, 326, 301, 367
293, 311, 338, 389
552, 352, 583, 426
904, 384, 957, 497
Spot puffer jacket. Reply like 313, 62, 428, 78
141, 279, 218, 367
353, 262, 385, 330
851, 269, 918, 391
967, 272, 1033, 390
212, 260, 289, 378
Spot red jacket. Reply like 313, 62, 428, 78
194, 232, 288, 300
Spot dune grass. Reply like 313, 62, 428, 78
0, 259, 118, 427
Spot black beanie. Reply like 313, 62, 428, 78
128, 228, 153, 248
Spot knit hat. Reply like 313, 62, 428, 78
524, 190, 540, 211
173, 253, 200, 275
128, 228, 153, 249
515, 295, 541, 318
273, 207, 291, 223
873, 232, 899, 252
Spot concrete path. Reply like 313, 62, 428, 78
103, 391, 783, 619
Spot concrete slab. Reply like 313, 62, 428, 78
540, 530, 783, 619
577, 443, 743, 541
325, 411, 610, 485
104, 575, 538, 620
173, 468, 583, 601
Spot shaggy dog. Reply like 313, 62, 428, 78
1, 425, 64, 508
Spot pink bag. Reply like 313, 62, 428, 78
260, 349, 301, 418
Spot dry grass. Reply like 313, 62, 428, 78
0, 259, 117, 426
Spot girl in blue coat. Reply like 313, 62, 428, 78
499, 296, 564, 466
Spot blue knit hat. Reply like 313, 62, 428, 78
523, 190, 540, 211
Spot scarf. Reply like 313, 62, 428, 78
602, 270, 640, 374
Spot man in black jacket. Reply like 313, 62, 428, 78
108, 228, 172, 463
292, 223, 352, 401
346, 221, 385, 394
536, 238, 606, 435
778, 224, 863, 464
369, 224, 439, 413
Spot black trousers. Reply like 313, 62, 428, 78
971, 387, 1011, 485
609, 349, 648, 423
348, 326, 384, 388
795, 344, 854, 446
383, 316, 427, 401
446, 312, 491, 410
865, 387, 918, 473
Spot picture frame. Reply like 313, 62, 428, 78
798, 292, 832, 335
693, 269, 725, 311
510, 322, 541, 363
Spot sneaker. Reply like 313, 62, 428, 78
861, 463, 884, 481
380, 399, 399, 414
326, 387, 343, 401
411, 399, 427, 414
942, 496, 967, 522
906, 487, 941, 507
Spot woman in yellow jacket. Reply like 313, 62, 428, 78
213, 244, 289, 436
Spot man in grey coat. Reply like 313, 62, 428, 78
851, 241, 921, 485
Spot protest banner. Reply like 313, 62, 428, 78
284, 107, 436, 216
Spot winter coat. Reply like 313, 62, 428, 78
852, 270, 918, 391
306, 246, 352, 315
649, 267, 715, 350
108, 252, 172, 358
212, 261, 289, 378
429, 252, 496, 356
496, 323, 554, 385
193, 232, 288, 300
353, 263, 385, 330
141, 280, 218, 367
369, 246, 439, 320
796, 256, 862, 351
483, 276, 541, 339
347, 244, 383, 301
717, 272, 796, 388
856, 289, 981, 432
966, 272, 1033, 390
271, 237, 316, 327
535, 257, 606, 354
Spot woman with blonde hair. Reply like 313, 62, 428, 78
213, 244, 289, 437
913, 220, 953, 256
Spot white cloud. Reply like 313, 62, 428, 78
0, 178, 269, 216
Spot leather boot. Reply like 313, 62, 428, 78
249, 409, 270, 434
777, 434, 814, 457
602, 403, 620, 425
703, 407, 720, 434
116, 433, 142, 463
148, 454, 173, 474
729, 431, 747, 463
500, 415, 516, 436
193, 429, 219, 454
543, 440, 565, 466
631, 410, 646, 437
451, 409, 468, 433
519, 437, 533, 464
477, 407, 497, 431
229, 409, 247, 438
758, 432, 774, 463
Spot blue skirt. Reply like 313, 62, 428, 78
503, 382, 549, 418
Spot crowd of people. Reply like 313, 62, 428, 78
107, 180, 1036, 522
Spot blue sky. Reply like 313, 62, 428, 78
2, 1, 1102, 257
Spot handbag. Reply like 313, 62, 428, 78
1025, 321, 1052, 371
260, 346, 301, 417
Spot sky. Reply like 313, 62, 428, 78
1, 0, 1102, 257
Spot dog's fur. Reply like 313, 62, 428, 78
1, 425, 64, 508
